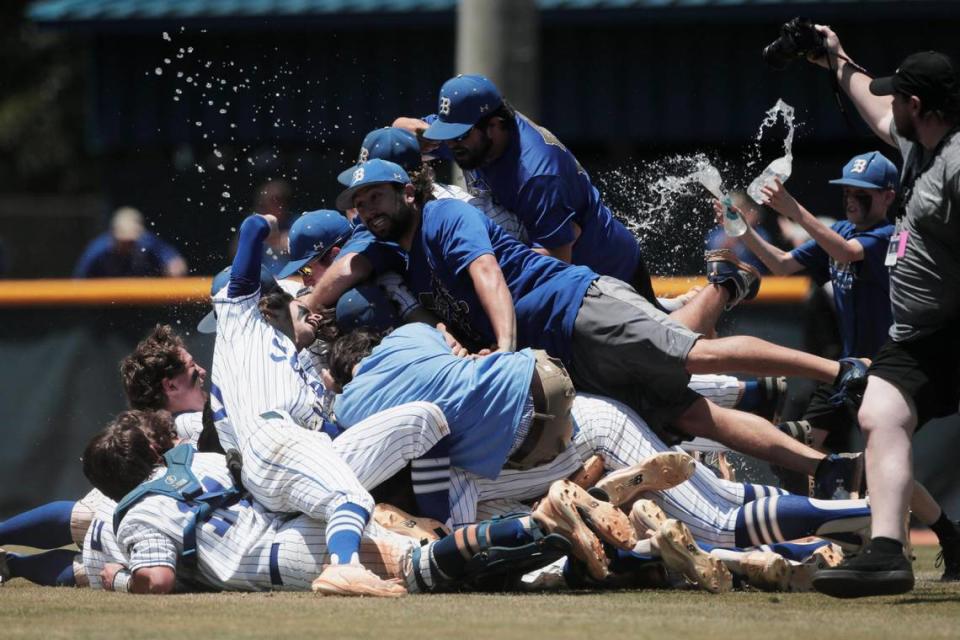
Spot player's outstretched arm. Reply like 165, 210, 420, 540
467, 254, 517, 353
761, 179, 866, 264
304, 252, 373, 309
807, 25, 894, 146
712, 200, 801, 275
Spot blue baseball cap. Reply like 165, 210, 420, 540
197, 265, 278, 333
335, 284, 398, 334
337, 128, 422, 186
422, 74, 503, 141
335, 159, 411, 212
829, 151, 899, 190
276, 210, 353, 279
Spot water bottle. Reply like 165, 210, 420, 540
747, 155, 792, 205
721, 196, 747, 237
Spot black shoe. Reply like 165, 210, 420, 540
813, 540, 914, 598
705, 249, 761, 310
813, 452, 864, 500
937, 535, 960, 582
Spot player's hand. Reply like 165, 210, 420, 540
259, 214, 280, 240
760, 178, 801, 221
392, 117, 439, 154
808, 24, 843, 69
101, 563, 125, 591
437, 323, 469, 358
311, 563, 407, 598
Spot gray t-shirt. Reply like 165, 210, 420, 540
888, 121, 960, 341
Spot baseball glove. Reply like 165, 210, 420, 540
311, 563, 407, 597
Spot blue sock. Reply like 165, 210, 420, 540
737, 380, 762, 411
741, 484, 788, 504
0, 501, 75, 548
6, 549, 77, 587
609, 548, 657, 573
735, 495, 872, 548
326, 502, 368, 565
760, 539, 832, 562
411, 440, 451, 524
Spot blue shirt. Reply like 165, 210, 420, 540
791, 220, 894, 358
430, 112, 642, 281
334, 323, 535, 479
399, 198, 596, 364
73, 231, 183, 278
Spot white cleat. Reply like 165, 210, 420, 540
629, 499, 669, 539
733, 550, 791, 591
594, 452, 696, 507
786, 543, 845, 592
654, 519, 733, 594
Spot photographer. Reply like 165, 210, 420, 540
799, 26, 960, 597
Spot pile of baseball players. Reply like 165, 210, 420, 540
3, 24, 959, 600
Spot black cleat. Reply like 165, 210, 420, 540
813, 540, 914, 598
937, 534, 960, 582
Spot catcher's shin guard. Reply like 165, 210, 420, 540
410, 515, 571, 593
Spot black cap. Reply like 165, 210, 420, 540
870, 51, 959, 110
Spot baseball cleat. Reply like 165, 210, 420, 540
373, 503, 449, 545
813, 540, 914, 598
705, 248, 761, 310
532, 480, 637, 581
936, 532, 960, 582
786, 543, 845, 592
733, 550, 791, 591
654, 519, 732, 593
311, 563, 407, 597
629, 499, 669, 539
593, 452, 696, 507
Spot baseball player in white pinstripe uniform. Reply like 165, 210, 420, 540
463, 393, 874, 552
211, 213, 452, 522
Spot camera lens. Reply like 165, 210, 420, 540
762, 39, 794, 70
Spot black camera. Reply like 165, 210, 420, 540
762, 17, 826, 69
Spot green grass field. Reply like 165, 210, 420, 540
2, 547, 958, 640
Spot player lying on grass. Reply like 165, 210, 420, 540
79, 409, 647, 595
0, 325, 215, 589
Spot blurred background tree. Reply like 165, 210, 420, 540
0, 1, 95, 193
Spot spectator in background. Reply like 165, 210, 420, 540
704, 191, 773, 274
73, 207, 187, 278
252, 178, 294, 275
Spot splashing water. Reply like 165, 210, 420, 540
597, 100, 801, 274
746, 100, 796, 203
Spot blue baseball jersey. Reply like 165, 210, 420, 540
334, 323, 535, 479
401, 198, 595, 364
431, 112, 641, 281
791, 220, 894, 358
